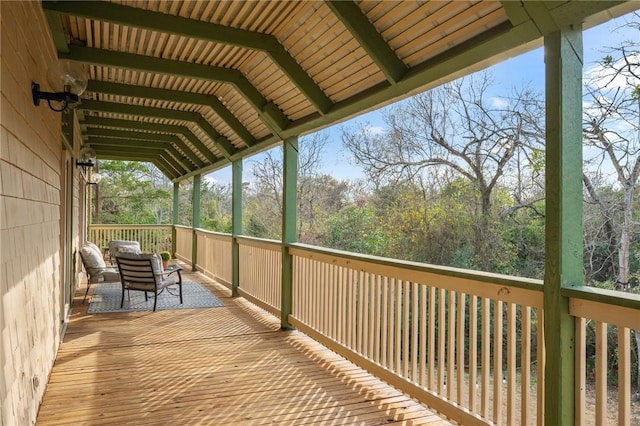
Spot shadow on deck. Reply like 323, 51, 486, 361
37, 265, 451, 425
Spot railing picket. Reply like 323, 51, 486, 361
493, 300, 504, 425
395, 280, 402, 374
447, 290, 456, 400
412, 282, 419, 383
575, 317, 586, 426
403, 280, 410, 379
420, 285, 427, 386
469, 294, 478, 412
438, 288, 446, 396
537, 309, 545, 426
428, 286, 436, 390
381, 277, 389, 366
482, 297, 491, 419
507, 302, 516, 425
374, 275, 382, 364
618, 327, 631, 426
595, 321, 607, 425
457, 292, 465, 404
522, 306, 532, 426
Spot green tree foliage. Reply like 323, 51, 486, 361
92, 161, 172, 224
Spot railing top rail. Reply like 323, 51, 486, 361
289, 242, 544, 292
88, 224, 173, 229
563, 286, 640, 310
236, 235, 281, 247
174, 225, 192, 230
195, 228, 232, 238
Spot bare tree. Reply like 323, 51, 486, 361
582, 13, 640, 395
342, 72, 545, 270
248, 132, 348, 241
583, 16, 640, 287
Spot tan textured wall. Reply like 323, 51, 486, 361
1, 2, 66, 425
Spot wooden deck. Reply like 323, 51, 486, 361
37, 266, 451, 425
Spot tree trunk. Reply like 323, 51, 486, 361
617, 187, 633, 285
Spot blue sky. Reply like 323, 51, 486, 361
206, 12, 636, 186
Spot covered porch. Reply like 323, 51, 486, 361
2, 1, 640, 425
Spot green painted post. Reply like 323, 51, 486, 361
172, 182, 179, 257
281, 137, 298, 330
231, 160, 242, 297
191, 174, 201, 272
544, 27, 583, 426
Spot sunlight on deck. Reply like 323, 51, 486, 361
37, 266, 451, 425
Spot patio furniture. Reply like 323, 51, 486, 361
79, 242, 120, 303
108, 240, 141, 265
115, 253, 183, 311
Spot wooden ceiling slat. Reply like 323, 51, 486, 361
402, 8, 507, 66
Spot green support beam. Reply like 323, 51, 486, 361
44, 1, 332, 113
280, 137, 298, 330
231, 160, 243, 298
86, 80, 256, 146
92, 145, 189, 175
191, 174, 202, 272
62, 45, 289, 133
172, 182, 179, 257
78, 100, 224, 163
326, 1, 407, 84
87, 136, 193, 173
83, 116, 208, 167
95, 154, 179, 179
84, 126, 202, 168
543, 27, 583, 426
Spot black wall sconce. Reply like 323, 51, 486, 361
76, 146, 96, 180
32, 60, 88, 112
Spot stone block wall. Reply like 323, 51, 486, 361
1, 2, 68, 424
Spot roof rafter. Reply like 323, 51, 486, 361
84, 129, 198, 171
88, 136, 193, 174
92, 145, 189, 175
325, 1, 407, 84
78, 99, 224, 163
60, 45, 289, 135
94, 151, 181, 179
86, 80, 256, 146
43, 1, 333, 113
83, 116, 207, 167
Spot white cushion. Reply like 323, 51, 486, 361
85, 241, 101, 254
108, 240, 141, 259
80, 244, 106, 269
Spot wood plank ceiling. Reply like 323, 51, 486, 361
42, 0, 637, 181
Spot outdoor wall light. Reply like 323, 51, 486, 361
76, 146, 96, 179
32, 60, 88, 112
87, 172, 102, 185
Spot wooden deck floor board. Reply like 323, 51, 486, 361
37, 267, 451, 425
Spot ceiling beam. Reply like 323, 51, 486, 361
84, 130, 196, 171
78, 99, 224, 163
43, 1, 333, 113
82, 116, 207, 167
325, 1, 407, 84
86, 80, 256, 146
60, 45, 290, 133
92, 143, 190, 175
87, 136, 194, 173
94, 152, 180, 179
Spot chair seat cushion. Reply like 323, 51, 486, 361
80, 243, 106, 269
